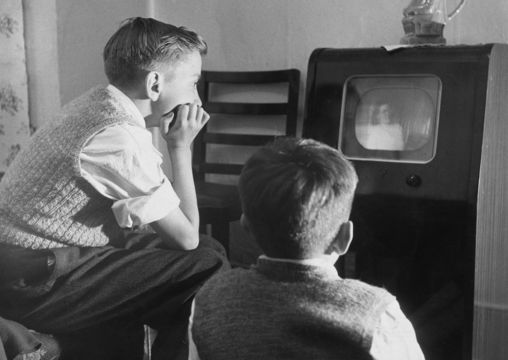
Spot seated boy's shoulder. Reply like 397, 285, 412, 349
208, 266, 254, 283
340, 278, 396, 301
197, 266, 256, 295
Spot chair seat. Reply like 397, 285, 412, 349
196, 181, 242, 255
196, 181, 242, 221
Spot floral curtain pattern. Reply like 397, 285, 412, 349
0, 0, 31, 173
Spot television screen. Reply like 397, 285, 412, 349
339, 75, 441, 163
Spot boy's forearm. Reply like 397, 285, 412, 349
168, 145, 200, 231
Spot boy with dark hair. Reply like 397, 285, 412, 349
0, 17, 228, 359
189, 137, 424, 360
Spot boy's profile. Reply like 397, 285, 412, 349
0, 17, 228, 359
189, 137, 424, 360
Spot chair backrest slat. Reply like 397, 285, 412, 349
201, 163, 244, 175
193, 69, 300, 180
203, 133, 276, 146
203, 69, 299, 84
206, 102, 288, 115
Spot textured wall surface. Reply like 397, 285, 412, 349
0, 0, 31, 173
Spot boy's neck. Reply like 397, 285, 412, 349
113, 83, 152, 118
130, 98, 151, 118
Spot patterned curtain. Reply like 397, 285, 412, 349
0, 0, 31, 173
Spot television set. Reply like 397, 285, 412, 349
340, 75, 440, 163
303, 44, 508, 360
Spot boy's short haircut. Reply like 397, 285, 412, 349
239, 137, 358, 259
103, 17, 207, 88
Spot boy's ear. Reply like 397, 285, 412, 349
332, 221, 353, 255
146, 71, 161, 101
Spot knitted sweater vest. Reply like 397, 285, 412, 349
193, 258, 395, 360
0, 86, 133, 249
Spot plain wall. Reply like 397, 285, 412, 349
23, 0, 60, 129
55, 0, 508, 123
55, 0, 150, 104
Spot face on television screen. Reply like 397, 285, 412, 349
339, 75, 441, 163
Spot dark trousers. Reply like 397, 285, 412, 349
0, 234, 230, 360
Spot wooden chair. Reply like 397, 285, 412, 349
193, 69, 300, 254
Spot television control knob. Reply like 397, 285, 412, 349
406, 174, 422, 187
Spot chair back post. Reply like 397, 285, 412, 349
286, 69, 300, 137
194, 77, 210, 182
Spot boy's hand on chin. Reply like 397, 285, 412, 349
160, 103, 210, 150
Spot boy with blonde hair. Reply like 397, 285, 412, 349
0, 17, 228, 359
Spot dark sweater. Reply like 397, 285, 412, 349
193, 257, 395, 360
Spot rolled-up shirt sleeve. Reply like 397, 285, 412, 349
111, 177, 179, 227
80, 123, 180, 228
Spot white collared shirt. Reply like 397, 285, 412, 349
188, 255, 425, 360
79, 84, 180, 228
